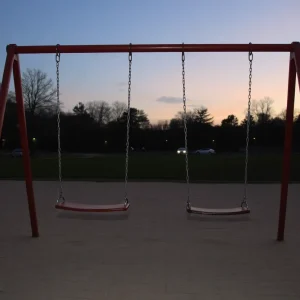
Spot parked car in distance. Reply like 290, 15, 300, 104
194, 148, 216, 155
11, 148, 31, 157
11, 148, 23, 157
177, 147, 187, 154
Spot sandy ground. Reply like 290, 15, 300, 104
0, 181, 299, 299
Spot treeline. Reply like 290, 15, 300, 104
1, 68, 300, 153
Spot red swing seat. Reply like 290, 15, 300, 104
55, 201, 130, 212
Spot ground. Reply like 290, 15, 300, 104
1, 181, 299, 299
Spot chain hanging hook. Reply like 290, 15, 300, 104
56, 45, 60, 63
55, 44, 64, 204
181, 43, 191, 210
124, 43, 132, 205
128, 43, 132, 63
242, 42, 253, 209
248, 46, 253, 63
182, 43, 185, 62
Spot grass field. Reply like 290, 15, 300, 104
0, 152, 299, 182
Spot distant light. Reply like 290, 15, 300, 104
212, 139, 215, 142
32, 138, 36, 142
165, 139, 168, 142
104, 140, 108, 144
253, 137, 256, 140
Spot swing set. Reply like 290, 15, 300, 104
0, 43, 299, 242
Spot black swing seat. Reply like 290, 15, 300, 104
55, 201, 130, 212
187, 205, 250, 216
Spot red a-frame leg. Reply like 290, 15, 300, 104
13, 54, 39, 237
0, 45, 39, 238
294, 43, 300, 90
0, 45, 15, 136
277, 43, 300, 241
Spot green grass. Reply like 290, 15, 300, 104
1, 152, 300, 182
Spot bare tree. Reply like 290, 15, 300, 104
251, 97, 274, 123
86, 100, 111, 126
22, 68, 56, 116
111, 101, 127, 122
175, 111, 195, 124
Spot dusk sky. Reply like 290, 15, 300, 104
0, 0, 299, 124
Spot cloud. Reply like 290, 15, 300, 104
156, 96, 183, 104
116, 82, 127, 87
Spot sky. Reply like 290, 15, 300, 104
0, 0, 299, 124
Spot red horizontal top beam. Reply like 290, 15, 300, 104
8, 43, 299, 54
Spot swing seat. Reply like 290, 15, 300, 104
187, 206, 250, 216
55, 201, 130, 212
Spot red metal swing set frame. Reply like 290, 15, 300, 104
0, 43, 299, 240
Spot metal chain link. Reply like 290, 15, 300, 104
242, 44, 253, 209
56, 45, 64, 204
124, 44, 132, 205
181, 45, 191, 209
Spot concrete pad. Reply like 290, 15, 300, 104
0, 181, 300, 299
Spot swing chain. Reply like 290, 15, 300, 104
56, 45, 64, 204
124, 44, 132, 204
181, 44, 191, 209
242, 44, 253, 209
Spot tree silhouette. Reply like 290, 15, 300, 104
4, 67, 297, 154
73, 102, 89, 116
22, 68, 56, 116
175, 111, 195, 125
221, 114, 238, 127
86, 100, 111, 126
241, 114, 255, 127
294, 114, 300, 124
193, 107, 214, 125
251, 97, 274, 124
169, 118, 182, 129
120, 108, 150, 129
152, 120, 169, 130
111, 101, 127, 122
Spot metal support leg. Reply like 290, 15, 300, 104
13, 54, 39, 238
277, 52, 297, 241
